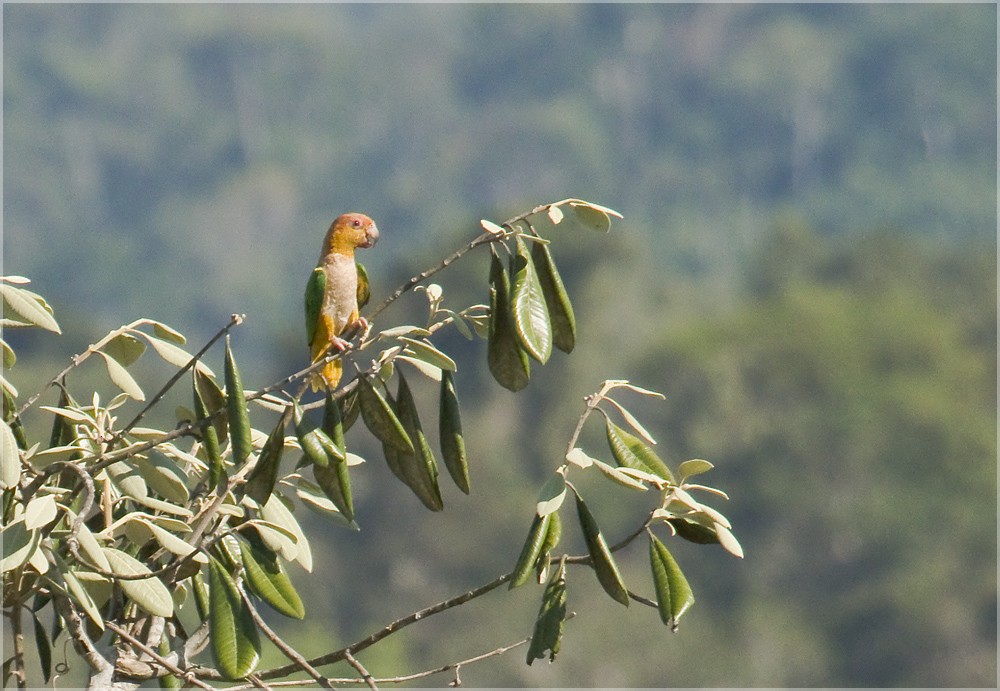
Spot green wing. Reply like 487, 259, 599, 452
305, 267, 326, 346
356, 261, 371, 310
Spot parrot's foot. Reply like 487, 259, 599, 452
329, 335, 351, 352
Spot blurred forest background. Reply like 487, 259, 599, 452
3, 4, 996, 687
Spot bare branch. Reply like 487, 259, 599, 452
104, 620, 215, 690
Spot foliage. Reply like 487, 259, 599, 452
1, 201, 741, 689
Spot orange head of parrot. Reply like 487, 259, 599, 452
322, 212, 380, 256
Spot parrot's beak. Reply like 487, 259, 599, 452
362, 224, 380, 248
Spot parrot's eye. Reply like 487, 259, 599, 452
352, 219, 362, 228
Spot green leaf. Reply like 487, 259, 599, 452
509, 512, 553, 590
665, 517, 720, 545
244, 407, 289, 506
31, 611, 52, 683
193, 372, 224, 490
606, 419, 675, 483
102, 547, 174, 617
292, 401, 341, 468
2, 387, 27, 451
259, 494, 312, 572
399, 336, 457, 372
678, 459, 715, 481
510, 236, 553, 364
525, 558, 568, 665
208, 558, 261, 680
592, 459, 650, 492
51, 554, 104, 630
535, 473, 567, 516
48, 387, 76, 449
143, 332, 214, 376
2, 338, 15, 370
132, 455, 190, 505
224, 336, 253, 467
239, 537, 305, 619
648, 532, 695, 631
530, 239, 576, 353
486, 247, 531, 391
438, 370, 469, 494
0, 283, 61, 333
104, 333, 147, 367
357, 375, 414, 454
574, 491, 629, 607
150, 320, 187, 344
312, 453, 354, 522
96, 351, 145, 401
1, 418, 21, 489
1, 520, 38, 574
393, 371, 444, 512
193, 369, 228, 440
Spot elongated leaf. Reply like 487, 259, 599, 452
535, 511, 563, 584
194, 369, 228, 440
102, 548, 174, 617
31, 611, 52, 683
238, 537, 305, 619
24, 495, 58, 530
259, 494, 312, 572
244, 407, 289, 505
97, 351, 145, 401
357, 375, 414, 454
438, 370, 469, 494
509, 512, 553, 589
568, 201, 616, 233
105, 333, 146, 367
1, 418, 20, 489
1, 520, 38, 573
192, 372, 223, 489
535, 473, 567, 516
510, 236, 552, 364
602, 396, 657, 445
592, 459, 650, 492
132, 455, 190, 505
2, 388, 27, 450
47, 387, 76, 449
208, 558, 261, 680
486, 247, 530, 391
574, 492, 629, 607
530, 239, 576, 353
678, 459, 714, 481
648, 533, 695, 630
312, 455, 354, 521
149, 320, 186, 344
606, 419, 675, 483
52, 556, 104, 630
399, 336, 457, 372
525, 558, 568, 665
0, 283, 61, 333
224, 337, 252, 467
143, 333, 213, 376
393, 371, 443, 512
293, 401, 342, 469
665, 517, 719, 545
714, 522, 745, 559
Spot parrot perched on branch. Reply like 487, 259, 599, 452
305, 212, 380, 391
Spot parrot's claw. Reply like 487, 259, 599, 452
329, 335, 351, 352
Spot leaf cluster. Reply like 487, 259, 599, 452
1, 199, 740, 688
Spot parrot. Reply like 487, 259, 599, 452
305, 212, 380, 391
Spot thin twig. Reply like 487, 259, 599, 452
368, 232, 501, 322
240, 589, 333, 689
259, 516, 650, 682
342, 650, 378, 691
111, 314, 245, 444
104, 620, 215, 690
